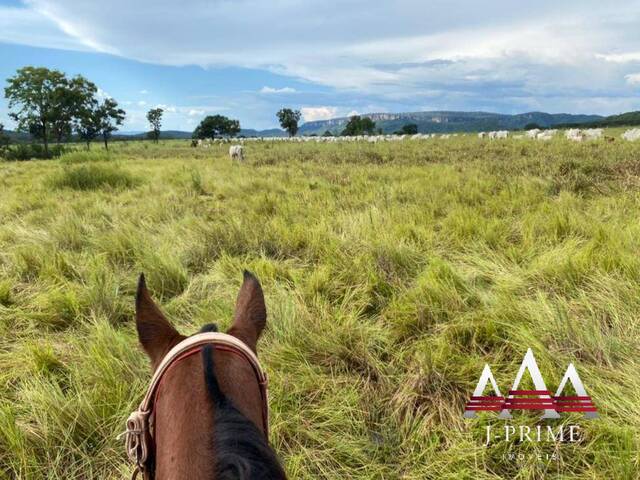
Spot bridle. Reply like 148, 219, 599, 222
122, 332, 269, 479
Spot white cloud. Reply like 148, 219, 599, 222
188, 109, 205, 116
4, 1, 640, 118
625, 73, 640, 85
596, 52, 640, 63
155, 104, 177, 113
137, 100, 147, 106
301, 107, 338, 122
139, 89, 149, 94
0, 5, 90, 52
260, 86, 297, 94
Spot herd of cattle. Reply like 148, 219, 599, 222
190, 128, 640, 161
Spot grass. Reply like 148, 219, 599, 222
0, 135, 639, 479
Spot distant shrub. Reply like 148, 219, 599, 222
50, 164, 139, 190
2, 144, 66, 161
59, 150, 113, 164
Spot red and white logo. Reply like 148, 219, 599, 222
464, 349, 597, 419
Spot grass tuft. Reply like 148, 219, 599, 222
49, 164, 139, 191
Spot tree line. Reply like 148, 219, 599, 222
3, 67, 126, 153
190, 109, 385, 140
1, 65, 394, 157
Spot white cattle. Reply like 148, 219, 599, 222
537, 130, 557, 141
487, 130, 508, 139
229, 145, 244, 161
583, 128, 603, 140
622, 129, 640, 142
566, 129, 584, 142
525, 129, 541, 139
478, 132, 487, 139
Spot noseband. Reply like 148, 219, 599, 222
122, 332, 269, 479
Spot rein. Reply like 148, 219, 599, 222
122, 332, 269, 479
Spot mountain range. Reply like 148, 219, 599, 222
297, 111, 605, 135
4, 110, 640, 142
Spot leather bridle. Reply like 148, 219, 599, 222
122, 332, 269, 479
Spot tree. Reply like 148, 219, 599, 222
341, 115, 376, 136
147, 108, 163, 142
276, 108, 302, 137
71, 77, 101, 149
4, 66, 69, 155
401, 123, 418, 135
0, 123, 10, 154
193, 115, 241, 139
97, 98, 126, 149
524, 122, 541, 130
322, 130, 334, 137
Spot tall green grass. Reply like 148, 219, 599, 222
0, 136, 639, 479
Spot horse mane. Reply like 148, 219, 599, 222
199, 324, 286, 479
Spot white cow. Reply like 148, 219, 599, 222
622, 129, 640, 142
525, 129, 541, 139
229, 145, 244, 162
583, 128, 603, 140
537, 130, 557, 141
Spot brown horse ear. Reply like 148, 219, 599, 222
228, 271, 266, 353
135, 273, 184, 369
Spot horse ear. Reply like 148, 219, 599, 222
228, 271, 266, 353
135, 273, 184, 369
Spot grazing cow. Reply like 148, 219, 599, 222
583, 128, 603, 140
566, 129, 584, 142
622, 129, 640, 142
537, 130, 557, 141
525, 129, 541, 139
229, 145, 244, 162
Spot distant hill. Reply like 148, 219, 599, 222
556, 111, 640, 129
4, 130, 32, 142
298, 111, 605, 135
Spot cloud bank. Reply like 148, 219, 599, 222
1, 0, 640, 129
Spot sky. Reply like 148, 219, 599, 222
1, 0, 639, 131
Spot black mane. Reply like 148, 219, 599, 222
199, 324, 286, 479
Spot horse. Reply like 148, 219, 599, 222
125, 271, 287, 479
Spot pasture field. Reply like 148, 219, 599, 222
1, 136, 640, 479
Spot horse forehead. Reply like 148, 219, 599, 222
156, 348, 265, 432
158, 348, 262, 402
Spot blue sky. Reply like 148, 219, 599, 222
1, 0, 640, 131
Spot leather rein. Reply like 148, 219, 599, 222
122, 332, 269, 479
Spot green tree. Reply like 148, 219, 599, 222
0, 123, 10, 154
71, 78, 101, 149
276, 108, 302, 137
193, 115, 241, 139
322, 130, 333, 137
341, 115, 376, 136
147, 108, 163, 142
98, 98, 126, 150
401, 123, 418, 135
4, 66, 69, 155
